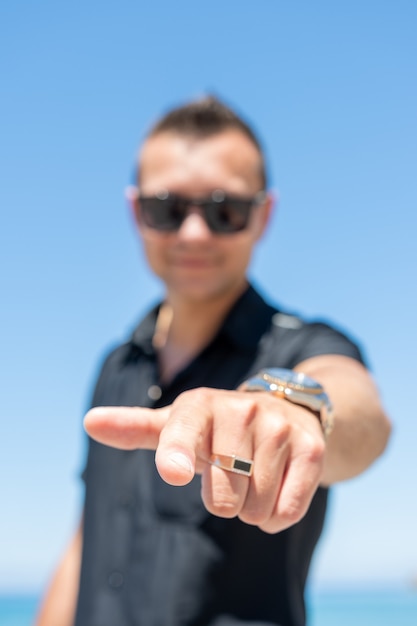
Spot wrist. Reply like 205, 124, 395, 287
241, 368, 334, 439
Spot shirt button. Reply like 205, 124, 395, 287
148, 384, 162, 401
108, 571, 124, 589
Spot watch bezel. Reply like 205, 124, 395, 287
242, 368, 334, 439
259, 368, 324, 395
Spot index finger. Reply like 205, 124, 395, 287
84, 405, 169, 450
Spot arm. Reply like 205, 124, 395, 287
34, 521, 83, 626
83, 355, 391, 534
294, 354, 391, 485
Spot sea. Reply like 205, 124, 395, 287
1, 588, 417, 626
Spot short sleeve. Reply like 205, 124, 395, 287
285, 321, 366, 369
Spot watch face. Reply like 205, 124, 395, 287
245, 368, 334, 438
260, 368, 323, 392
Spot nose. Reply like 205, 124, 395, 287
176, 208, 213, 240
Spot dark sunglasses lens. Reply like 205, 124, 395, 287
139, 197, 184, 231
138, 194, 256, 233
206, 199, 252, 233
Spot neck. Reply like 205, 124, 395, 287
155, 281, 248, 383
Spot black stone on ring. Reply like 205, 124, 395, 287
209, 453, 254, 477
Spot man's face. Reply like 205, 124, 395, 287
133, 129, 272, 304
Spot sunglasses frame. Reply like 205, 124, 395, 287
134, 189, 267, 234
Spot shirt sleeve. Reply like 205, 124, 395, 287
282, 321, 366, 370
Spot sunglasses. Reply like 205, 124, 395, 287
135, 189, 266, 234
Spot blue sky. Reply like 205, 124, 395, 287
1, 1, 416, 593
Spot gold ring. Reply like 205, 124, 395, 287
209, 453, 253, 477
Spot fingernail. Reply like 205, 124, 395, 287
168, 452, 193, 474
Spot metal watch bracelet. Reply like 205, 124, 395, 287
241, 369, 334, 439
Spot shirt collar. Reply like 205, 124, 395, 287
129, 304, 160, 356
128, 284, 276, 357
219, 284, 277, 352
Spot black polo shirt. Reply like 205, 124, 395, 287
75, 285, 364, 626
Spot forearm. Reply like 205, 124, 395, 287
35, 523, 82, 626
295, 354, 391, 485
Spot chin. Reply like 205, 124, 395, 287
168, 276, 246, 304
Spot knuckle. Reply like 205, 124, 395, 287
165, 388, 213, 441
299, 434, 326, 467
228, 394, 258, 430
307, 431, 326, 458
259, 519, 286, 534
280, 502, 305, 526
278, 488, 311, 526
265, 422, 291, 449
204, 489, 241, 519
239, 507, 269, 527
173, 387, 211, 408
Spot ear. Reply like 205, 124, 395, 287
253, 191, 276, 241
125, 185, 142, 230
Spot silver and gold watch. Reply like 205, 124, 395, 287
241, 368, 334, 438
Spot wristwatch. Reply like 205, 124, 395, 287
241, 368, 334, 438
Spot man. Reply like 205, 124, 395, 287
36, 96, 390, 626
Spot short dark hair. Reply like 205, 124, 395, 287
143, 95, 268, 188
